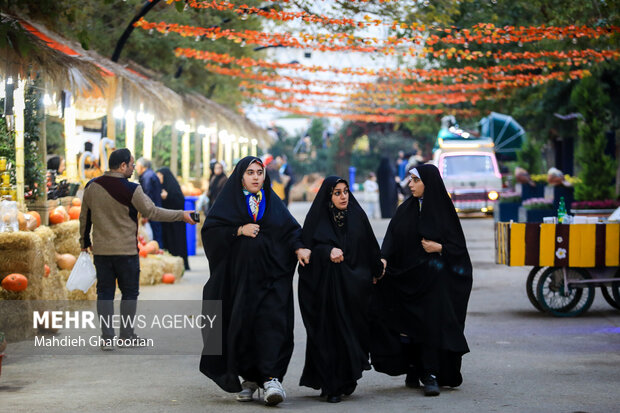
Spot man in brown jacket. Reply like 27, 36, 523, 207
79, 148, 196, 350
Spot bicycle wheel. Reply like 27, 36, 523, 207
536, 267, 595, 317
526, 266, 545, 312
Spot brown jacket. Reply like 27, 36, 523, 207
79, 171, 185, 255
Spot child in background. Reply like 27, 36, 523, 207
363, 172, 380, 219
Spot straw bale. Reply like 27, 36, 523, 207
139, 256, 165, 286
57, 269, 97, 300
154, 255, 184, 280
0, 298, 36, 342
0, 231, 45, 301
51, 220, 81, 256
34, 226, 59, 278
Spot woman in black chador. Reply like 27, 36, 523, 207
299, 177, 383, 403
156, 167, 189, 269
376, 157, 398, 218
207, 161, 228, 211
199, 156, 311, 406
371, 164, 472, 397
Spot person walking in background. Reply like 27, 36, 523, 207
79, 149, 196, 350
156, 167, 190, 270
376, 157, 398, 218
199, 156, 311, 406
396, 151, 408, 181
207, 161, 228, 211
362, 172, 380, 219
136, 158, 163, 246
298, 177, 384, 403
371, 164, 472, 396
276, 154, 295, 206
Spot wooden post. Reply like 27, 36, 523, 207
106, 76, 117, 143
142, 113, 154, 160
181, 123, 190, 183
63, 92, 79, 183
125, 110, 136, 156
13, 78, 26, 209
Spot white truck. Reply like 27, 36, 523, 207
432, 137, 503, 214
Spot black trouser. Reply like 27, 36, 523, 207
401, 336, 440, 378
94, 255, 140, 339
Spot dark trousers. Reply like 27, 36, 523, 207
150, 221, 163, 247
94, 255, 140, 339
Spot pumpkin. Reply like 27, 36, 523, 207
144, 240, 159, 254
24, 213, 38, 231
44, 264, 50, 277
17, 212, 27, 231
49, 206, 68, 225
27, 210, 41, 227
71, 198, 82, 207
139, 247, 148, 258
56, 253, 77, 270
1, 273, 28, 292
161, 273, 175, 284
190, 188, 202, 196
68, 206, 81, 220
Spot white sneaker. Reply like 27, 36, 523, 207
236, 381, 259, 402
263, 378, 286, 406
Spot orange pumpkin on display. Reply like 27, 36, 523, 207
44, 264, 50, 277
144, 240, 159, 254
71, 198, 82, 207
28, 210, 41, 227
56, 253, 77, 270
162, 273, 175, 284
49, 206, 68, 225
68, 206, 81, 220
1, 273, 28, 292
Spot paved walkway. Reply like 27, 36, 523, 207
2, 202, 619, 412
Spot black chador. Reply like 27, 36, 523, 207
299, 177, 383, 399
199, 156, 304, 393
371, 164, 472, 388
157, 167, 189, 270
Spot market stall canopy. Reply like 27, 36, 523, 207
479, 112, 526, 159
0, 14, 104, 94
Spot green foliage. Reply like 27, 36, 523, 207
570, 75, 616, 201
517, 138, 544, 174
0, 80, 46, 199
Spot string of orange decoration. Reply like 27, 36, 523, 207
176, 48, 591, 80
240, 82, 496, 104
241, 91, 493, 107
255, 103, 480, 122
179, 0, 620, 41
203, 64, 581, 93
136, 19, 620, 61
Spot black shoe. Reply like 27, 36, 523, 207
422, 374, 440, 396
326, 394, 341, 403
405, 373, 421, 388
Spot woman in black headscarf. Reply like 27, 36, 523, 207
199, 156, 311, 406
371, 164, 472, 397
376, 157, 398, 218
156, 167, 189, 270
207, 161, 228, 211
299, 176, 383, 403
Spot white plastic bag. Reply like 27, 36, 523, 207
66, 252, 97, 293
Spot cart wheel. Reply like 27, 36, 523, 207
536, 267, 595, 317
609, 269, 620, 309
526, 266, 546, 312
601, 286, 620, 310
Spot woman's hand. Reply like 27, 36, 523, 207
330, 248, 344, 263
421, 238, 442, 254
373, 258, 387, 284
161, 189, 168, 200
296, 248, 311, 266
239, 224, 260, 238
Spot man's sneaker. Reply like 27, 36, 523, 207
422, 374, 440, 396
117, 334, 148, 348
236, 381, 259, 402
263, 378, 286, 406
100, 337, 115, 351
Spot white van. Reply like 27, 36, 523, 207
432, 138, 503, 214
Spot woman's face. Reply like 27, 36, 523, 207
214, 163, 223, 175
331, 182, 349, 210
242, 162, 265, 194
408, 174, 425, 198
156, 172, 164, 184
